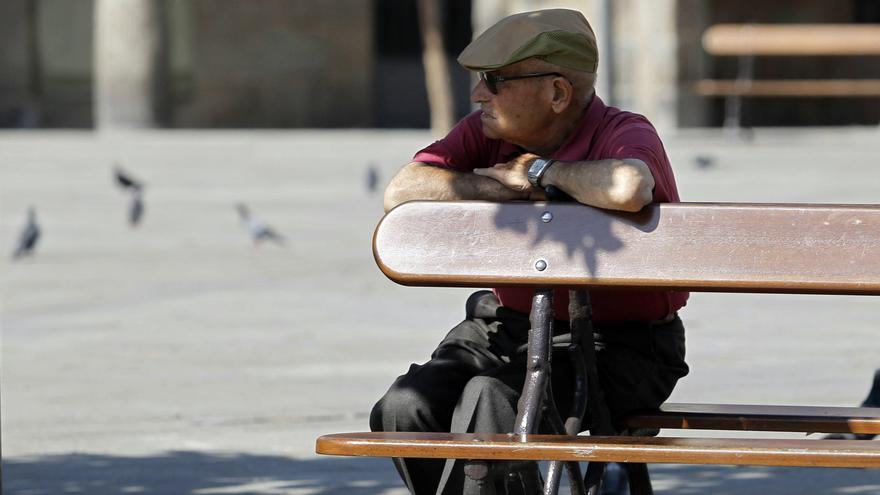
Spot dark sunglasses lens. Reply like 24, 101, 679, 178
480, 72, 498, 94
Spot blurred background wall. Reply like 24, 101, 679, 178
1, 0, 878, 130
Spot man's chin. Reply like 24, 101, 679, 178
480, 121, 500, 140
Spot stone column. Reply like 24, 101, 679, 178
93, 0, 168, 129
589, 0, 614, 105
628, 0, 678, 132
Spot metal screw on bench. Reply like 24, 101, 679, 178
535, 260, 547, 271
541, 211, 553, 223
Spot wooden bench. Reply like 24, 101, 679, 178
693, 23, 880, 129
621, 403, 880, 435
317, 201, 880, 493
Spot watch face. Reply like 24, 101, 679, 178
528, 158, 551, 187
527, 160, 543, 186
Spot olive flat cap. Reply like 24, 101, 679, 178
458, 9, 598, 73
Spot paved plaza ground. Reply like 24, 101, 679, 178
2, 127, 880, 494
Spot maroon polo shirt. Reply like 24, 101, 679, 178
412, 95, 688, 323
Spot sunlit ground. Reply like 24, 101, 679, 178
2, 127, 880, 494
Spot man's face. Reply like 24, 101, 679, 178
471, 61, 556, 147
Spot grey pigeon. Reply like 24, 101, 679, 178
694, 154, 715, 169
129, 189, 144, 227
12, 206, 40, 259
113, 164, 145, 227
365, 164, 380, 193
235, 203, 285, 245
114, 164, 143, 191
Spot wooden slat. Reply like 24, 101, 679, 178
694, 79, 880, 97
373, 202, 880, 294
622, 403, 880, 434
703, 24, 880, 56
316, 432, 880, 468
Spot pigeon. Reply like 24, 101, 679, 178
11, 206, 40, 259
114, 164, 143, 191
365, 164, 380, 193
129, 189, 144, 227
235, 203, 285, 245
113, 164, 145, 227
694, 154, 715, 170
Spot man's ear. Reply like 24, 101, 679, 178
550, 77, 573, 113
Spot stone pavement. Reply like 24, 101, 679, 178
1, 128, 879, 494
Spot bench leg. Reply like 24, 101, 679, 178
566, 289, 592, 432
546, 290, 596, 495
469, 289, 655, 495
514, 289, 554, 435
571, 289, 615, 437
466, 289, 554, 494
520, 289, 589, 495
572, 287, 655, 495
544, 383, 586, 495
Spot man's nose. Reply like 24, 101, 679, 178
471, 79, 491, 103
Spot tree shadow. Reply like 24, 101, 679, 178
2, 451, 406, 495
646, 462, 880, 495
6, 451, 879, 495
488, 201, 659, 279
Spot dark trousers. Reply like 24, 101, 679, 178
370, 291, 689, 495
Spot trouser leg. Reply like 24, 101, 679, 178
592, 317, 689, 425
437, 374, 522, 495
369, 355, 472, 494
371, 294, 689, 495
370, 292, 522, 495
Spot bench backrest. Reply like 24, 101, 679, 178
373, 202, 880, 295
702, 24, 880, 56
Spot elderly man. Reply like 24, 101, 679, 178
371, 9, 689, 495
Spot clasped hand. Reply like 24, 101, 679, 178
473, 153, 547, 200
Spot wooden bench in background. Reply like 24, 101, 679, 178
317, 201, 880, 494
693, 23, 880, 129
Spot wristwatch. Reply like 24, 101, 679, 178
527, 157, 557, 188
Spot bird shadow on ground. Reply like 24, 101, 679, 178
4, 451, 880, 495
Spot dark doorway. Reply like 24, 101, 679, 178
373, 0, 473, 128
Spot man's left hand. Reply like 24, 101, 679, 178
473, 153, 539, 192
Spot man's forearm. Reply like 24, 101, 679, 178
541, 158, 654, 212
384, 162, 527, 212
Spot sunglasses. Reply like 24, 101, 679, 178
478, 71, 564, 94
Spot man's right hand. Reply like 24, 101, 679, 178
383, 161, 533, 212
473, 153, 541, 193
